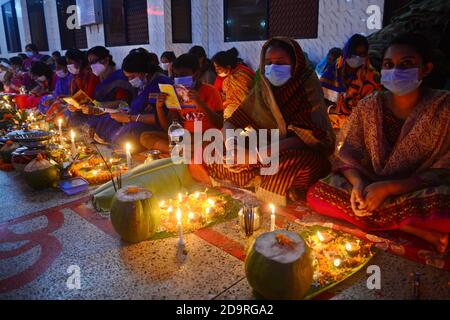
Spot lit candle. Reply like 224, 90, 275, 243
125, 142, 132, 169
207, 198, 215, 206
269, 204, 276, 232
188, 212, 195, 222
178, 193, 183, 202
92, 170, 98, 176
345, 242, 360, 256
176, 208, 185, 247
167, 205, 174, 213
58, 118, 63, 140
195, 192, 200, 199
70, 130, 76, 155
333, 258, 342, 268
317, 231, 325, 242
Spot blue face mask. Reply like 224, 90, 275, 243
264, 64, 292, 87
381, 68, 422, 96
26, 51, 34, 58
174, 76, 194, 88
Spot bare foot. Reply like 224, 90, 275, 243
400, 225, 449, 253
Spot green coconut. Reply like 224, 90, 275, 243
110, 186, 158, 243
245, 230, 313, 300
24, 155, 61, 190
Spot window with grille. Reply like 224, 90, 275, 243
224, 0, 319, 42
103, 0, 149, 47
26, 0, 49, 51
171, 0, 192, 43
56, 0, 88, 50
2, 0, 22, 53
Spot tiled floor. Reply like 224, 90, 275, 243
0, 171, 449, 300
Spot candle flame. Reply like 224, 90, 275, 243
178, 193, 182, 202
58, 118, 63, 125
176, 208, 182, 222
333, 258, 341, 267
206, 207, 211, 215
207, 199, 215, 206
167, 206, 173, 213
159, 200, 166, 208
345, 243, 352, 252
125, 142, 131, 153
194, 192, 200, 199
93, 170, 98, 176
70, 130, 75, 140
269, 203, 275, 215
188, 212, 195, 220
317, 231, 325, 242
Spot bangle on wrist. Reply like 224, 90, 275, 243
135, 114, 142, 123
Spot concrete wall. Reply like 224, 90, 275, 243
0, 0, 384, 67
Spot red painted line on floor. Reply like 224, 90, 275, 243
195, 228, 246, 262
70, 204, 118, 239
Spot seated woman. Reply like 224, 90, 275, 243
202, 37, 335, 206
141, 53, 224, 153
160, 51, 176, 78
189, 46, 216, 85
325, 35, 381, 129
23, 44, 44, 71
92, 48, 172, 151
2, 56, 32, 94
39, 57, 72, 121
316, 47, 342, 78
212, 48, 255, 120
317, 47, 343, 104
29, 61, 53, 97
80, 46, 135, 143
307, 34, 450, 253
64, 49, 100, 129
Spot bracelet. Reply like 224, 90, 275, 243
135, 114, 142, 123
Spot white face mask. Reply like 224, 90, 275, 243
381, 68, 423, 97
161, 63, 170, 71
56, 70, 68, 78
91, 63, 106, 77
346, 55, 366, 68
264, 64, 292, 87
129, 76, 144, 88
67, 64, 80, 75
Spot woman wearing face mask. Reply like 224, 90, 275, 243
308, 34, 450, 253
160, 51, 176, 78
23, 44, 44, 71
40, 57, 73, 122
188, 46, 216, 85
92, 48, 172, 150
212, 48, 255, 120
141, 53, 224, 153
82, 46, 134, 143
333, 34, 381, 118
64, 49, 100, 128
201, 37, 335, 206
29, 61, 53, 96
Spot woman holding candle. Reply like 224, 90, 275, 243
308, 34, 450, 253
